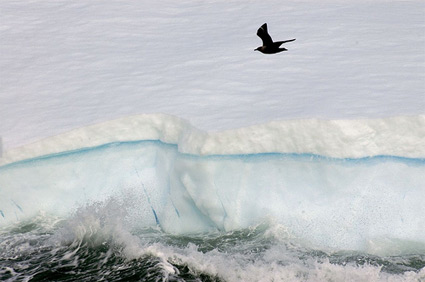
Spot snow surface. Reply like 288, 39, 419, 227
1, 0, 424, 151
1, 114, 424, 166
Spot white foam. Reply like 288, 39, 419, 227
52, 203, 424, 281
135, 238, 425, 282
1, 114, 424, 167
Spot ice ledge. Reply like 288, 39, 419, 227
1, 114, 424, 166
0, 114, 188, 167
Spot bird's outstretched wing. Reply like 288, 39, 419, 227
257, 23, 273, 46
274, 38, 296, 47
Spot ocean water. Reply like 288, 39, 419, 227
1, 218, 424, 281
1, 115, 424, 281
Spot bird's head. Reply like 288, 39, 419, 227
254, 47, 261, 52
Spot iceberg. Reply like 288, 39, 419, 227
1, 114, 424, 254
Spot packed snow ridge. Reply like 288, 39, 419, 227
1, 114, 424, 166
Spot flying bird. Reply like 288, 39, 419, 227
255, 23, 295, 54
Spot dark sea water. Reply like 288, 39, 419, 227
1, 214, 424, 281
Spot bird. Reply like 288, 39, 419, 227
255, 23, 295, 54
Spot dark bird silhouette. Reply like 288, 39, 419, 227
255, 23, 295, 54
